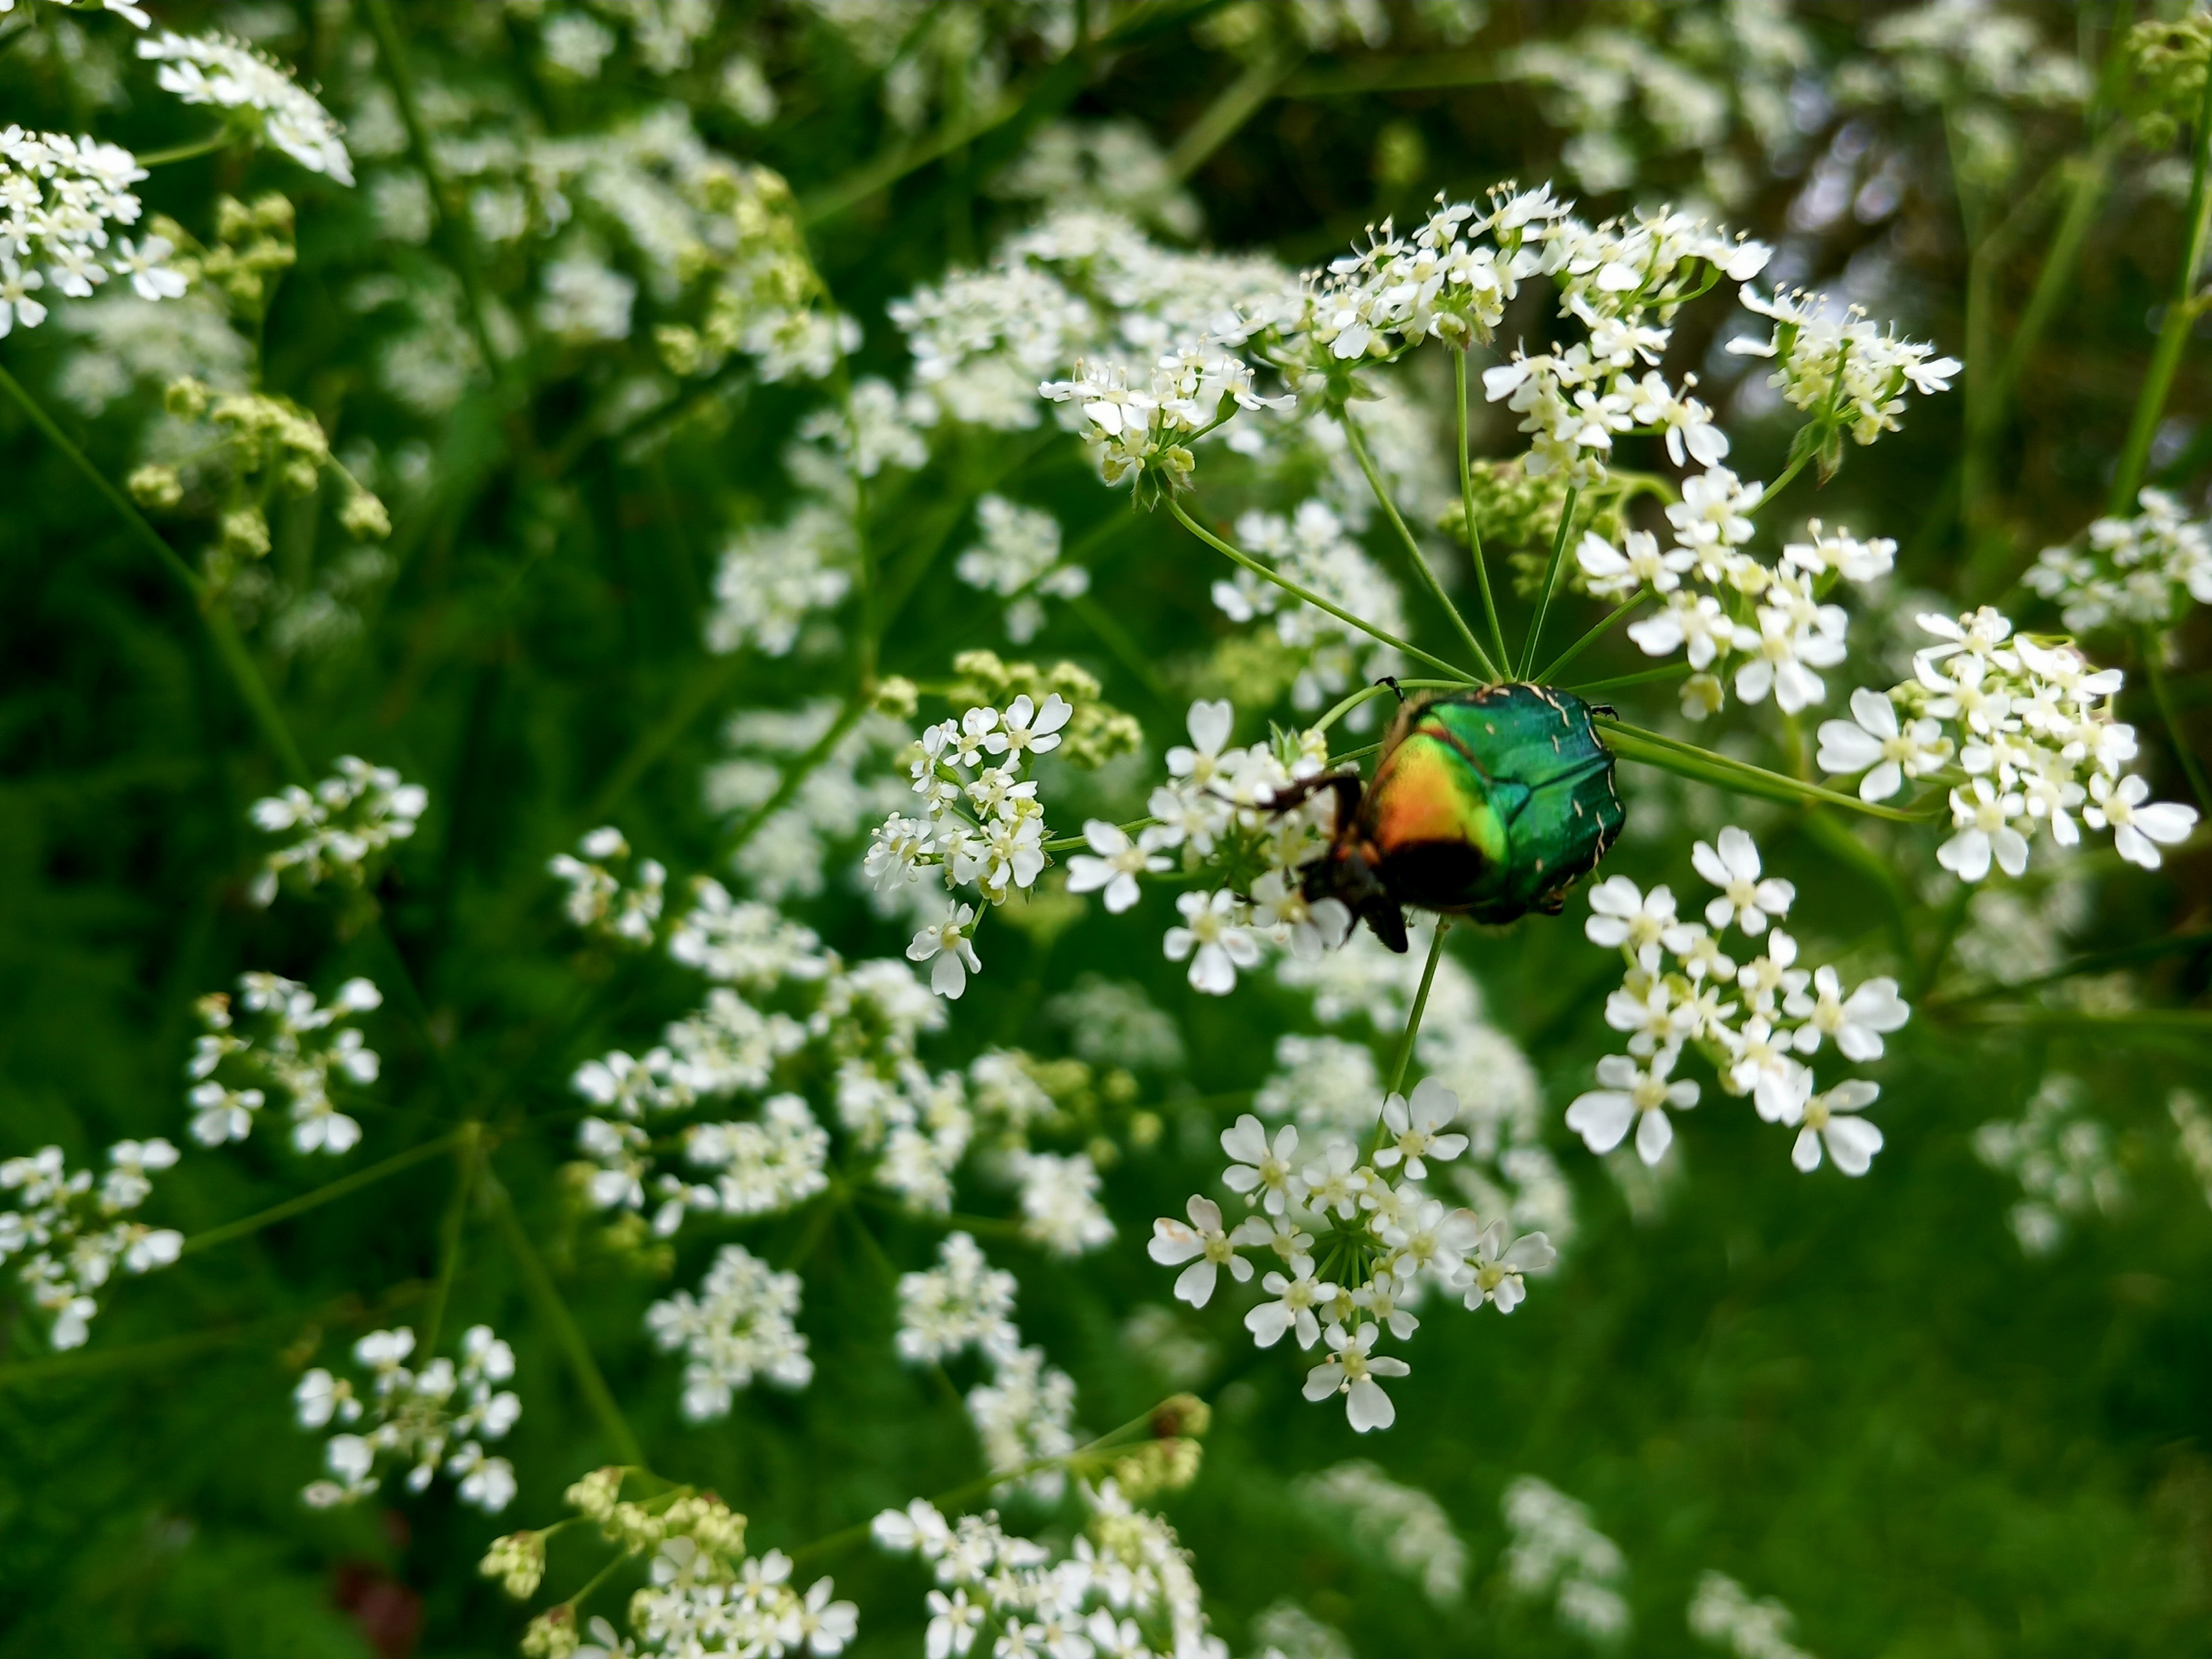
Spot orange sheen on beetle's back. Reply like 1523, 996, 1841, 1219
1367, 735, 1507, 864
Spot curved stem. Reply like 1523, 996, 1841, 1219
1518, 487, 1579, 679
1453, 350, 1512, 669
182, 1131, 470, 1254
1383, 922, 1447, 1099
2144, 629, 2212, 813
138, 129, 232, 167
1340, 405, 1500, 680
718, 697, 867, 863
0, 363, 310, 783
1167, 498, 1479, 684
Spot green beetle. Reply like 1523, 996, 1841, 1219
1293, 683, 1626, 952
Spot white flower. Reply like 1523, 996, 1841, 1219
1250, 869, 1352, 959
1816, 687, 1949, 802
1302, 1322, 1410, 1433
1458, 1221, 1557, 1313
1693, 826, 1794, 935
1583, 876, 1677, 968
1785, 968, 1910, 1061
1785, 1078, 1885, 1175
1576, 528, 1692, 601
1065, 820, 1168, 913
1566, 1050, 1699, 1165
2084, 773, 2198, 869
1245, 1256, 1336, 1349
1163, 888, 1258, 995
1220, 1114, 1302, 1213
908, 905, 982, 999
1147, 1195, 1250, 1307
1167, 700, 1236, 785
985, 693, 1072, 758
1938, 779, 2029, 882
927, 1589, 985, 1659
1375, 1078, 1468, 1179
111, 235, 187, 301
136, 31, 355, 184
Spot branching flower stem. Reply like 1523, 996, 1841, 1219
1312, 678, 1468, 735
1384, 922, 1447, 1100
2110, 61, 2212, 515
180, 1130, 474, 1255
1168, 497, 1479, 683
416, 1124, 485, 1361
1535, 593, 1651, 686
1519, 487, 1580, 679
1340, 405, 1501, 680
485, 1168, 646, 1466
138, 129, 232, 167
718, 697, 868, 863
1454, 349, 1513, 668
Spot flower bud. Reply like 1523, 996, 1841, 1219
869, 675, 919, 720
341, 491, 392, 541
479, 1530, 545, 1599
128, 464, 184, 509
166, 377, 210, 419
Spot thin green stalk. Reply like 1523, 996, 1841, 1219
1931, 926, 2212, 1008
2110, 60, 2212, 514
485, 1170, 645, 1466
1518, 487, 1579, 679
0, 363, 309, 783
138, 128, 231, 166
1382, 922, 1448, 1099
416, 1123, 483, 1360
358, 0, 505, 384
1342, 406, 1500, 680
580, 657, 743, 828
1563, 661, 1695, 697
1164, 45, 1300, 184
1593, 716, 1936, 823
718, 696, 867, 863
182, 1131, 468, 1254
1312, 678, 1469, 734
1454, 350, 1511, 668
1168, 499, 1478, 683
1535, 594, 1650, 685
2144, 629, 2212, 813
1067, 592, 1172, 702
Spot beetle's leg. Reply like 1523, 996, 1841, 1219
1376, 675, 1406, 704
1362, 899, 1410, 954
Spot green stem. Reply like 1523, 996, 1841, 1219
1593, 716, 1936, 823
416, 1123, 483, 1359
1562, 661, 1695, 697
717, 696, 866, 863
1931, 927, 2212, 1009
138, 128, 232, 166
1312, 678, 1467, 735
181, 1131, 468, 1255
485, 1170, 645, 1466
2109, 60, 2212, 514
358, 0, 505, 384
1168, 499, 1477, 684
2144, 629, 2212, 813
1342, 405, 1500, 680
1163, 45, 1300, 184
1453, 350, 1511, 669
1382, 922, 1447, 1100
1518, 487, 1579, 679
0, 363, 310, 783
1534, 593, 1650, 685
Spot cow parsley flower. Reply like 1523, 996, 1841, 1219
1302, 1322, 1410, 1433
137, 32, 354, 184
0, 1140, 182, 1349
1567, 1050, 1700, 1164
247, 756, 426, 906
298, 1324, 520, 1511
188, 973, 381, 1154
645, 1244, 812, 1419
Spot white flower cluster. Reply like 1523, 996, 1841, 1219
136, 31, 354, 184
0, 125, 184, 337
1210, 501, 1408, 720
705, 501, 856, 659
1151, 1082, 1555, 1434
890, 207, 1289, 434
2028, 488, 2212, 635
1500, 1476, 1631, 1643
899, 1231, 1080, 1500
1572, 826, 1909, 1173
1973, 1074, 2124, 1257
187, 972, 382, 1155
1076, 700, 1347, 998
548, 825, 668, 947
872, 1481, 1225, 1659
1689, 1571, 1814, 1659
0, 1139, 182, 1349
1294, 1461, 1467, 1604
1727, 285, 1960, 446
954, 495, 1091, 644
246, 755, 428, 905
868, 690, 1078, 999
1602, 499, 1896, 720
629, 1540, 857, 1659
296, 1324, 521, 1513
645, 1242, 813, 1420
1818, 608, 2198, 876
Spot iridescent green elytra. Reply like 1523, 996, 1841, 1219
1298, 684, 1625, 951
